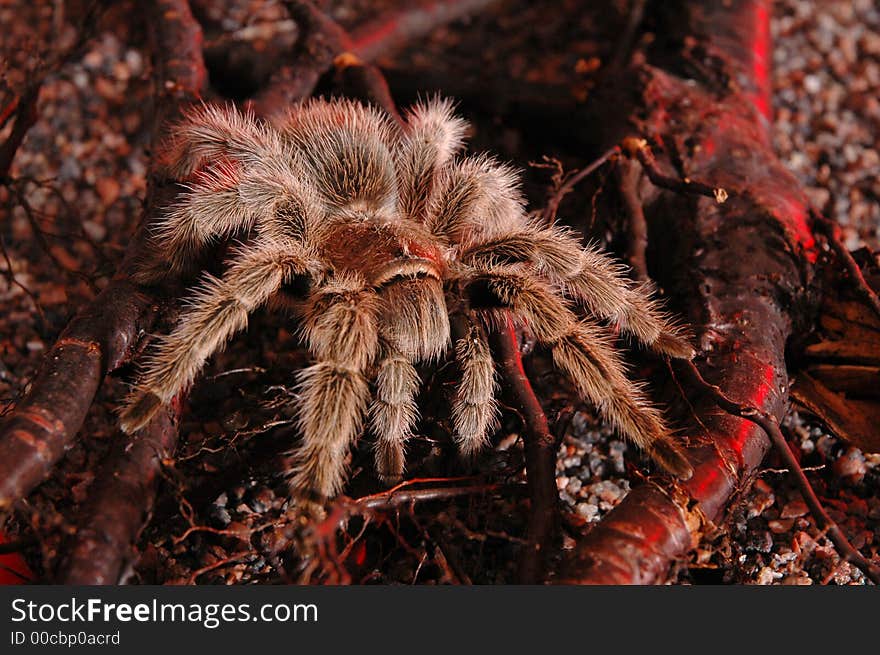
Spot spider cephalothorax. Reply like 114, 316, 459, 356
120, 97, 695, 499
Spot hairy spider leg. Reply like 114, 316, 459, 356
157, 103, 281, 180
449, 314, 499, 456
425, 155, 525, 241
370, 344, 420, 483
463, 268, 693, 479
396, 97, 469, 223
289, 274, 380, 498
459, 225, 694, 359
139, 123, 313, 283
120, 241, 310, 433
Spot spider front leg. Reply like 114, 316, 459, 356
370, 345, 420, 484
289, 275, 380, 498
459, 226, 694, 359
463, 269, 693, 479
120, 240, 311, 434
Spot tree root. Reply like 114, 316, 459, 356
560, 0, 822, 584
488, 317, 560, 584
57, 396, 183, 584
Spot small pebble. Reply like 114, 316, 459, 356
833, 447, 867, 485
781, 499, 809, 518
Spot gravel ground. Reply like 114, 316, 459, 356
0, 0, 877, 584
773, 0, 880, 250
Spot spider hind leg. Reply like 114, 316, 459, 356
466, 270, 693, 479
459, 227, 695, 359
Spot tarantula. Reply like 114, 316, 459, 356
119, 97, 695, 499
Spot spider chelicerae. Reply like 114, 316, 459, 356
119, 97, 695, 499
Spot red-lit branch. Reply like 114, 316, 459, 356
561, 0, 820, 584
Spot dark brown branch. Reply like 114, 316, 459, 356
0, 0, 206, 513
332, 52, 402, 122
0, 281, 154, 511
57, 399, 183, 584
609, 0, 648, 72
251, 0, 497, 117
622, 136, 729, 204
150, 0, 207, 109
354, 478, 508, 512
0, 2, 102, 181
489, 316, 559, 584
616, 157, 649, 280
306, 477, 512, 565
248, 1, 350, 116
681, 360, 880, 585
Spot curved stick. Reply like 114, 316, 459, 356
0, 281, 153, 510
348, 0, 500, 62
250, 0, 498, 117
489, 315, 559, 584
57, 399, 182, 584
681, 361, 880, 585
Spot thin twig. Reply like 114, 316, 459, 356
0, 86, 39, 181
357, 480, 507, 512
0, 1, 102, 181
185, 551, 252, 584
9, 184, 99, 292
622, 137, 729, 204
304, 476, 511, 580
327, 476, 506, 519
541, 147, 618, 224
616, 157, 649, 280
610, 0, 647, 71
0, 233, 46, 325
489, 315, 559, 584
348, 0, 501, 62
253, 0, 497, 116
